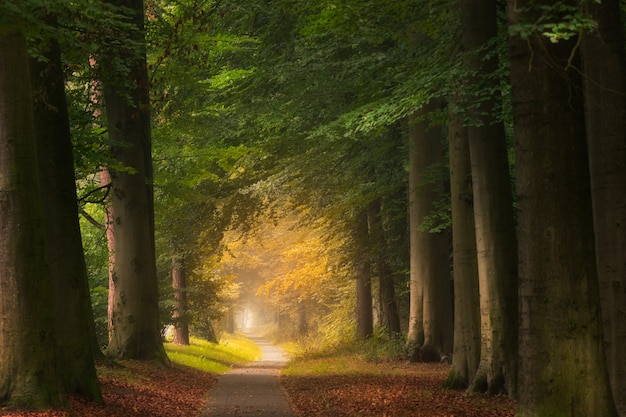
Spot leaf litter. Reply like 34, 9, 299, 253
1, 361, 515, 416
281, 362, 516, 417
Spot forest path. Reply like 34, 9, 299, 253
200, 334, 295, 417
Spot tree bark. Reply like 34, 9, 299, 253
0, 30, 64, 408
297, 300, 308, 336
463, 0, 518, 396
509, 1, 617, 414
368, 199, 401, 334
30, 34, 102, 401
226, 306, 235, 334
581, 1, 626, 414
445, 89, 481, 388
406, 118, 425, 351
354, 209, 373, 339
103, 0, 168, 364
407, 102, 453, 361
101, 169, 116, 345
172, 256, 190, 345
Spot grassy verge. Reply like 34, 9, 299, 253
164, 333, 262, 373
282, 330, 414, 377
282, 352, 450, 378
280, 341, 516, 417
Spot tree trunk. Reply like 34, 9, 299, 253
101, 169, 116, 345
581, 1, 626, 414
0, 30, 64, 408
172, 256, 190, 345
104, 107, 166, 362
103, 0, 168, 364
463, 0, 518, 396
407, 102, 453, 361
226, 306, 235, 334
406, 118, 424, 351
355, 209, 373, 339
297, 300, 308, 336
30, 34, 102, 401
509, 2, 617, 414
368, 199, 401, 334
445, 89, 481, 388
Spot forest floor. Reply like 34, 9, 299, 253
1, 360, 515, 417
282, 360, 515, 417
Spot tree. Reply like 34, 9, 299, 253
145, 0, 277, 343
581, 1, 626, 413
368, 198, 401, 334
30, 30, 102, 401
354, 209, 374, 339
462, 0, 517, 395
0, 28, 64, 408
102, 0, 168, 363
172, 256, 190, 345
445, 74, 481, 389
406, 101, 453, 361
187, 0, 420, 345
509, 1, 617, 414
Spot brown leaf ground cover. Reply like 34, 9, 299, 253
281, 362, 516, 417
2, 360, 515, 416
1, 361, 217, 417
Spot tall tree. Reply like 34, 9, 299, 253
445, 82, 481, 388
0, 29, 64, 408
462, 0, 518, 395
172, 256, 190, 345
581, 1, 626, 413
509, 0, 617, 414
30, 31, 102, 400
406, 102, 453, 361
354, 209, 374, 339
100, 169, 117, 343
102, 0, 168, 363
368, 198, 401, 334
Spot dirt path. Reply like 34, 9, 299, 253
200, 335, 294, 417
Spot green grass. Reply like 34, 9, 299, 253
164, 333, 262, 373
282, 331, 450, 378
282, 354, 412, 376
283, 355, 371, 376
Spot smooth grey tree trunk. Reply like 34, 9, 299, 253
407, 102, 453, 361
509, 1, 617, 414
172, 256, 190, 345
368, 199, 401, 334
103, 0, 168, 364
355, 209, 373, 339
581, 1, 626, 414
30, 34, 102, 401
0, 30, 63, 408
446, 88, 481, 388
463, 0, 518, 396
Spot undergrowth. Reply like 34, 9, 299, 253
283, 327, 410, 376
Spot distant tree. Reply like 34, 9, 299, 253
172, 256, 190, 345
354, 209, 374, 339
368, 198, 401, 334
509, 0, 617, 414
581, 1, 626, 413
296, 300, 309, 336
0, 29, 63, 408
406, 101, 453, 362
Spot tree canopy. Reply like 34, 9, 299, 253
1, 0, 625, 415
